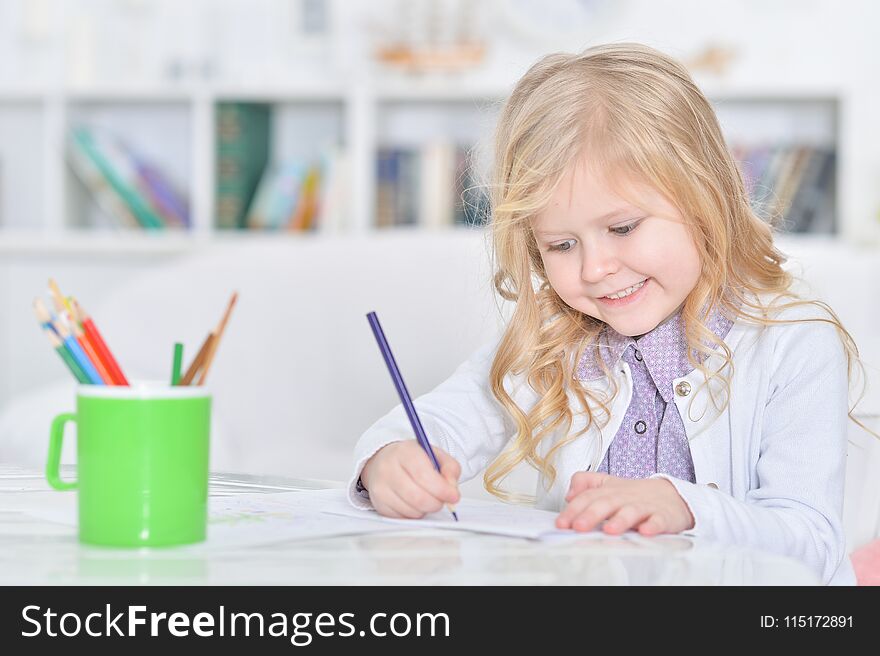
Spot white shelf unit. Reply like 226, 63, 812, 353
712, 93, 839, 234
0, 82, 852, 254
0, 97, 47, 234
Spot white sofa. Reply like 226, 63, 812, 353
1, 230, 878, 547
0, 229, 515, 497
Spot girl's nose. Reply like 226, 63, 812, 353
580, 239, 619, 284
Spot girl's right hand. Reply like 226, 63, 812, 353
359, 441, 461, 519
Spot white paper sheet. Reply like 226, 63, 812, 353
202, 493, 403, 548
15, 488, 402, 548
15, 486, 622, 547
275, 489, 605, 540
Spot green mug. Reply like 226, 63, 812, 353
46, 383, 211, 547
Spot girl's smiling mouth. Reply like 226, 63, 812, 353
597, 278, 650, 307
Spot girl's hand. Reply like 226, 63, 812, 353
359, 441, 461, 519
556, 472, 695, 536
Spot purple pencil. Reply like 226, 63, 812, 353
366, 311, 459, 521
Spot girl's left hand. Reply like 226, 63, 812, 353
556, 472, 695, 536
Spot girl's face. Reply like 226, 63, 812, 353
531, 160, 702, 337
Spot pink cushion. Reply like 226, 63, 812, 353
851, 539, 880, 586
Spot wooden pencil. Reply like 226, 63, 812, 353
48, 278, 74, 321
196, 292, 238, 386
180, 333, 215, 386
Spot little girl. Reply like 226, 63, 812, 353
348, 43, 867, 585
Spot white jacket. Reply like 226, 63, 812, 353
349, 301, 857, 585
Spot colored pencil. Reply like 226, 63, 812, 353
196, 292, 238, 386
366, 311, 459, 521
68, 298, 119, 385
67, 310, 113, 385
52, 316, 105, 386
34, 302, 90, 383
171, 342, 184, 386
180, 333, 215, 386
67, 299, 110, 378
34, 299, 104, 385
48, 279, 74, 321
50, 281, 118, 386
72, 299, 130, 386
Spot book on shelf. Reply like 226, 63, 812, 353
67, 126, 189, 231
67, 133, 140, 230
419, 141, 456, 229
129, 152, 190, 229
395, 149, 418, 226
216, 102, 271, 230
775, 147, 813, 222
241, 146, 346, 232
454, 147, 490, 227
247, 161, 302, 230
375, 142, 489, 229
376, 146, 424, 227
317, 144, 350, 234
734, 143, 835, 233
288, 165, 321, 232
786, 149, 835, 233
376, 148, 398, 228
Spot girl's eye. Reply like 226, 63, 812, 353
610, 221, 639, 236
546, 220, 640, 251
548, 239, 576, 253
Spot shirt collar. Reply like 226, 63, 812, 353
576, 302, 734, 401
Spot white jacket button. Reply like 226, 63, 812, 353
675, 381, 691, 397
707, 483, 718, 489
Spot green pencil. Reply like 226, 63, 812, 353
42, 322, 90, 383
171, 342, 184, 386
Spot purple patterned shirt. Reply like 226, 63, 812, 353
576, 305, 734, 482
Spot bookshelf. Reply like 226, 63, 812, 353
0, 78, 861, 254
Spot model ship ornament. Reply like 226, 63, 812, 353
373, 0, 488, 74
685, 44, 739, 77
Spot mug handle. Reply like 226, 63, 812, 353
47, 413, 77, 491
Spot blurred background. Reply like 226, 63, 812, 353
0, 1, 879, 540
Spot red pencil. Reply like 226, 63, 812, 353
71, 299, 129, 386
74, 331, 113, 384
